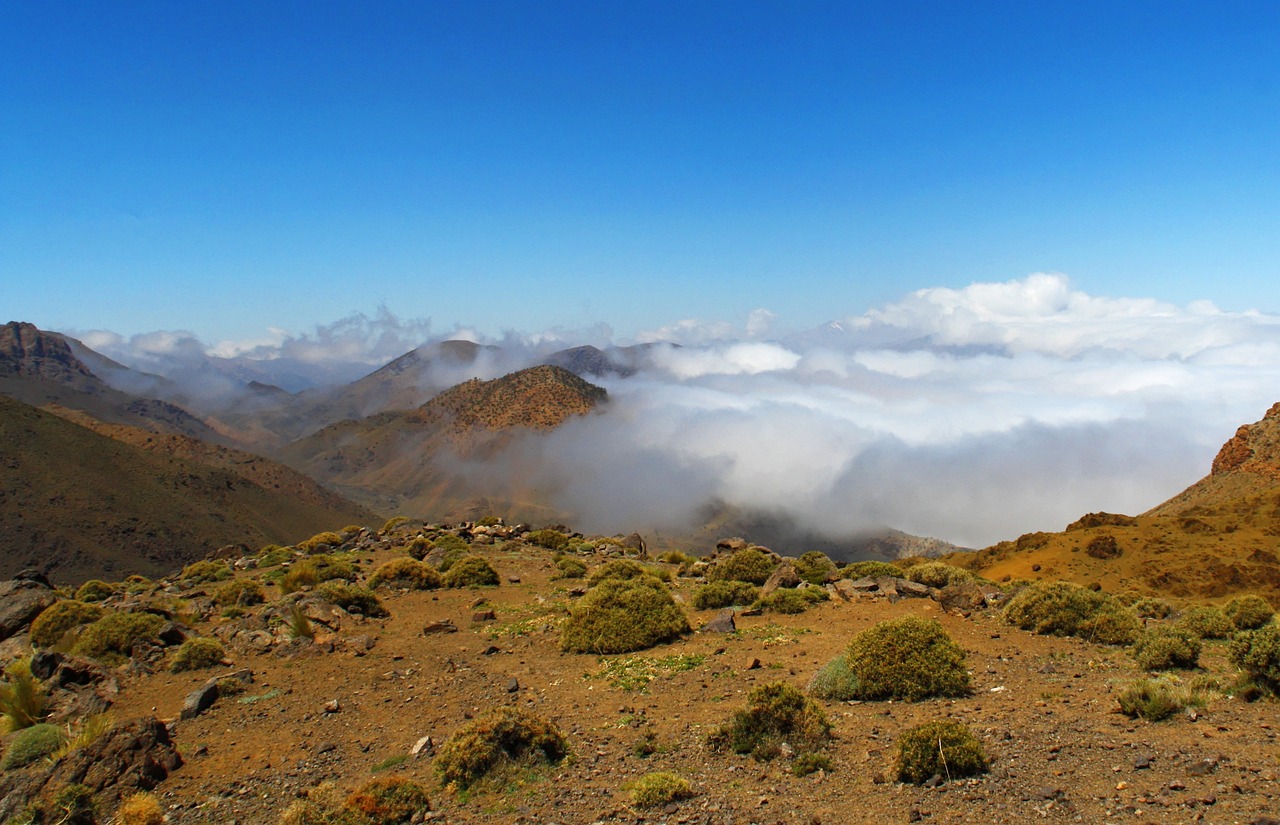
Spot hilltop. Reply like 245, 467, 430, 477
949, 402, 1280, 602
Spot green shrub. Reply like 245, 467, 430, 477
434, 706, 568, 791
442, 555, 499, 588
526, 529, 569, 551
807, 655, 860, 701
367, 558, 442, 591
692, 580, 759, 610
708, 681, 831, 762
381, 516, 411, 534
169, 637, 225, 673
553, 557, 587, 579
903, 562, 976, 589
791, 752, 832, 776
1, 722, 65, 769
1130, 628, 1201, 671
1230, 623, 1280, 694
1132, 597, 1173, 619
315, 582, 388, 618
257, 546, 294, 567
215, 578, 266, 607
842, 560, 903, 580
1176, 606, 1235, 640
47, 783, 97, 825
753, 587, 828, 615
0, 659, 47, 732
405, 537, 434, 561
561, 576, 688, 654
844, 616, 970, 701
1224, 595, 1274, 631
74, 580, 116, 603
793, 552, 837, 585
71, 611, 166, 665
1117, 678, 1186, 721
895, 720, 988, 784
345, 776, 431, 823
431, 534, 470, 567
629, 771, 693, 808
657, 550, 696, 566
706, 548, 778, 585
298, 530, 345, 553
179, 559, 232, 585
279, 555, 357, 594
1003, 580, 1141, 645
587, 559, 669, 586
30, 600, 105, 648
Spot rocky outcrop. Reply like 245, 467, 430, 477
0, 575, 57, 642
1211, 402, 1280, 480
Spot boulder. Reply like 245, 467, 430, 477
761, 561, 801, 595
0, 578, 57, 642
699, 609, 737, 634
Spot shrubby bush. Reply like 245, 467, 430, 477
708, 682, 831, 762
1224, 595, 1274, 631
561, 575, 688, 654
169, 637, 225, 673
629, 772, 693, 808
706, 548, 778, 586
1130, 627, 1201, 671
297, 531, 345, 554
72, 611, 166, 665
345, 776, 432, 823
442, 555, 499, 588
753, 587, 828, 615
896, 720, 988, 784
1132, 597, 1173, 619
841, 561, 903, 580
30, 600, 105, 648
842, 616, 971, 701
74, 579, 116, 603
215, 578, 266, 607
1230, 623, 1280, 695
1003, 581, 1141, 645
434, 706, 568, 790
1, 722, 64, 769
1176, 606, 1235, 640
903, 562, 976, 589
279, 555, 357, 594
315, 582, 388, 617
525, 529, 569, 551
587, 559, 669, 586
552, 556, 587, 579
367, 558, 442, 591
179, 559, 232, 585
692, 580, 758, 610
793, 552, 836, 585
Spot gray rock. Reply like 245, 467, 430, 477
180, 681, 220, 720
700, 609, 737, 633
422, 620, 458, 635
760, 562, 800, 596
0, 578, 57, 642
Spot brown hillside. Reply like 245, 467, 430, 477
0, 394, 375, 583
949, 403, 1280, 602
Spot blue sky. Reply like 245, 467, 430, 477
3, 1, 1278, 346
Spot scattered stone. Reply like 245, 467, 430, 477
180, 681, 221, 721
745, 658, 762, 670
482, 645, 501, 655
716, 537, 748, 552
423, 620, 458, 635
472, 610, 497, 623
323, 699, 340, 714
1187, 760, 1216, 776
507, 575, 522, 584
760, 562, 801, 595
700, 609, 737, 634
1134, 755, 1152, 770
507, 678, 520, 693
316, 742, 337, 755
411, 736, 434, 758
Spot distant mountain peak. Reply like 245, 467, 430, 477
419, 364, 607, 433
0, 321, 96, 383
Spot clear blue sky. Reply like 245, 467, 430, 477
3, 1, 1278, 344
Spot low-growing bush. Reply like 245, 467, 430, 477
116, 791, 165, 825
430, 534, 470, 566
1117, 678, 1187, 721
1230, 623, 1280, 695
71, 611, 166, 665
179, 559, 232, 585
297, 530, 345, 553
903, 562, 976, 589
1, 722, 65, 770
367, 558, 443, 591
807, 655, 860, 701
692, 580, 758, 610
752, 587, 828, 615
553, 556, 587, 579
1003, 580, 1141, 645
1132, 597, 1173, 619
345, 776, 432, 823
315, 582, 389, 618
793, 552, 836, 585
587, 559, 669, 586
434, 706, 568, 791
405, 537, 434, 561
30, 600, 105, 648
279, 555, 358, 594
0, 659, 47, 732
657, 550, 697, 566
561, 575, 688, 654
526, 529, 569, 551
843, 616, 970, 701
169, 637, 225, 673
1224, 595, 1274, 631
1176, 606, 1235, 640
215, 578, 265, 608
74, 579, 116, 603
706, 548, 778, 585
708, 681, 831, 762
442, 555, 500, 588
629, 771, 693, 808
257, 546, 294, 568
896, 720, 988, 784
1130, 627, 1201, 671
841, 560, 904, 580
791, 752, 832, 776
381, 516, 411, 534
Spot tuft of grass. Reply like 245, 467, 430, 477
706, 548, 778, 585
279, 555, 357, 594
442, 555, 500, 588
895, 720, 988, 784
752, 587, 828, 615
169, 637, 225, 673
115, 791, 165, 825
1, 722, 65, 770
345, 776, 431, 823
561, 575, 688, 654
792, 751, 833, 776
629, 771, 693, 808
692, 580, 758, 610
0, 659, 47, 733
371, 754, 409, 773
708, 681, 831, 762
29, 600, 106, 648
843, 616, 971, 701
1003, 580, 1140, 645
1223, 594, 1274, 631
52, 712, 113, 761
807, 655, 861, 701
367, 558, 443, 591
286, 604, 315, 640
590, 654, 704, 692
1117, 677, 1189, 721
434, 706, 569, 791
1130, 627, 1201, 671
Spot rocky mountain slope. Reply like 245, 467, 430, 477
0, 394, 375, 582
949, 402, 1280, 601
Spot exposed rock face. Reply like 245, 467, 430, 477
0, 321, 95, 382
760, 561, 801, 595
1212, 402, 1280, 480
0, 577, 57, 642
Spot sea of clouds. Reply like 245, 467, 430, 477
76, 274, 1280, 547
